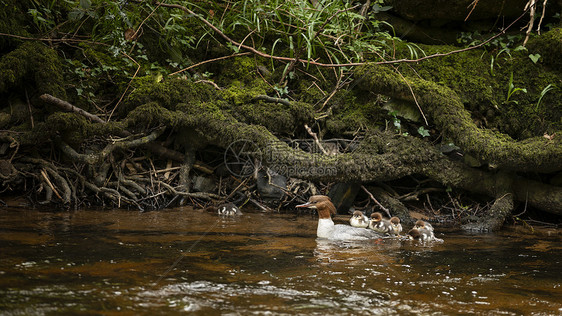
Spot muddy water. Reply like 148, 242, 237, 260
0, 207, 560, 315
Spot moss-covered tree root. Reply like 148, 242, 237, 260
355, 64, 562, 173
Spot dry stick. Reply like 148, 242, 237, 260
40, 94, 105, 123
0, 32, 109, 46
169, 52, 251, 76
464, 0, 481, 21
108, 53, 141, 122
131, 0, 166, 41
252, 95, 291, 106
304, 124, 329, 155
41, 169, 63, 201
159, 2, 528, 72
523, 0, 537, 46
393, 66, 428, 125
24, 89, 34, 129
194, 79, 221, 90
536, 0, 548, 34
361, 185, 391, 218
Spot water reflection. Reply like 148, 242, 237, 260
0, 207, 560, 315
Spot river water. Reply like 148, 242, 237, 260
0, 206, 560, 315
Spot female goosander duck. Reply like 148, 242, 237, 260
414, 220, 434, 232
390, 216, 402, 235
297, 195, 382, 240
217, 202, 242, 216
369, 212, 393, 235
349, 210, 369, 228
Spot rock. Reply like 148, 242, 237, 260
328, 183, 361, 214
256, 168, 286, 200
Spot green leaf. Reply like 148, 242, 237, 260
528, 54, 540, 63
79, 0, 91, 10
417, 126, 430, 137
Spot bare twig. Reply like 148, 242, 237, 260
169, 52, 252, 77
523, 0, 537, 46
25, 89, 34, 129
108, 52, 141, 122
464, 0, 480, 21
361, 185, 391, 217
304, 124, 329, 155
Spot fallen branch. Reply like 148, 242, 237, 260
40, 94, 105, 123
253, 95, 291, 106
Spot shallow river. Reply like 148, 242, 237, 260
0, 207, 560, 315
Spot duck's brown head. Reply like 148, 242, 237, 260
352, 210, 365, 218
370, 212, 383, 222
296, 195, 336, 219
414, 220, 426, 229
390, 216, 400, 225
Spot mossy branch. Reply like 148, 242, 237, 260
57, 127, 166, 165
356, 64, 562, 173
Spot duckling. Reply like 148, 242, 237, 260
414, 220, 434, 232
407, 227, 443, 243
217, 202, 242, 216
369, 212, 393, 235
389, 216, 402, 236
349, 210, 369, 228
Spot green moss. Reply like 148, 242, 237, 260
124, 102, 176, 129
325, 91, 385, 135
0, 0, 30, 48
220, 79, 270, 105
356, 64, 562, 172
177, 101, 229, 122
45, 112, 92, 147
400, 45, 500, 112
0, 41, 65, 98
123, 78, 218, 115
527, 28, 562, 70
212, 56, 262, 85
233, 100, 314, 135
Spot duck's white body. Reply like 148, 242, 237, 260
318, 218, 382, 240
298, 195, 382, 241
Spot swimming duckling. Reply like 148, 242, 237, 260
369, 212, 393, 235
217, 202, 242, 216
407, 227, 443, 243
